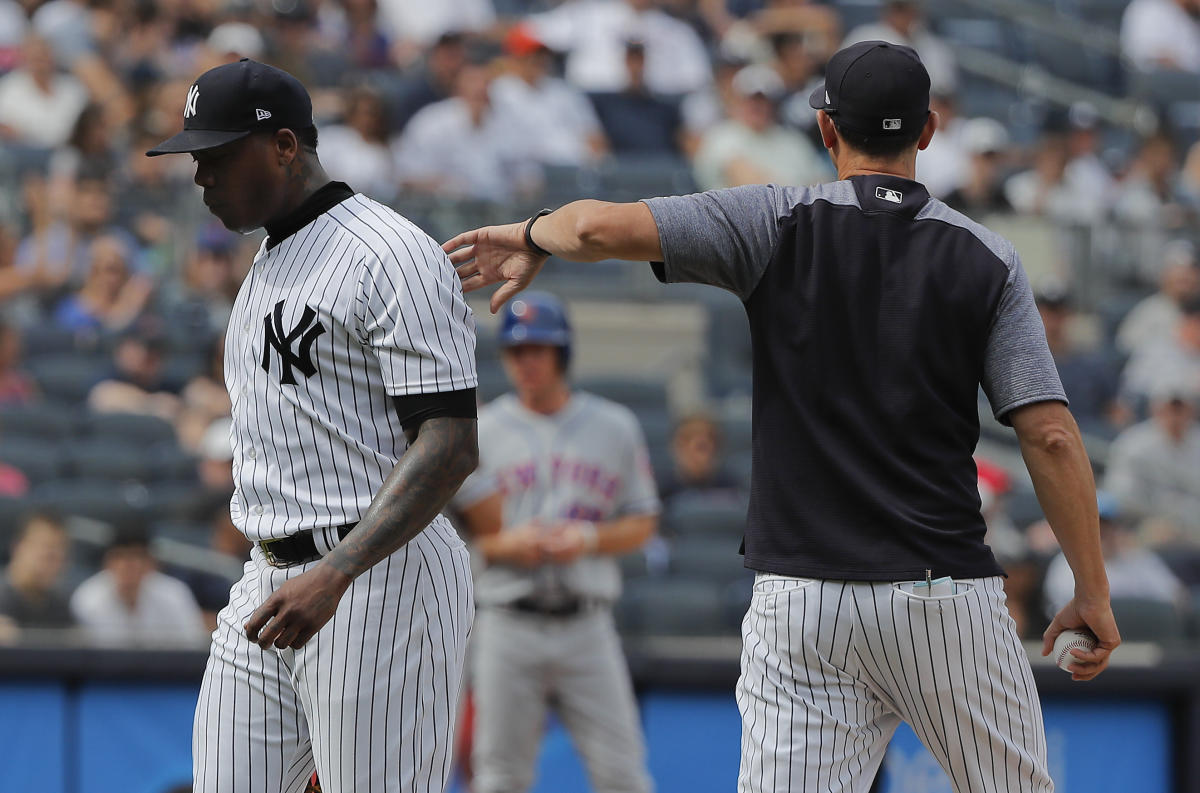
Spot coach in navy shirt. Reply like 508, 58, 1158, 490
449, 41, 1119, 793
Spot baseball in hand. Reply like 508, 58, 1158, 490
1052, 628, 1098, 672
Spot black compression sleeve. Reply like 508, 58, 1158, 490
391, 388, 477, 433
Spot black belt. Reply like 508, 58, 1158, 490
259, 524, 355, 568
506, 595, 604, 618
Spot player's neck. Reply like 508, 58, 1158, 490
834, 149, 918, 181
269, 155, 332, 226
518, 384, 571, 415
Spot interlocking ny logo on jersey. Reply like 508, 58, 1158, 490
184, 85, 199, 119
262, 301, 326, 385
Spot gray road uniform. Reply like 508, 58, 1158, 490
467, 391, 660, 793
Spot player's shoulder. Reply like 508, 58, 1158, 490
572, 391, 644, 435
915, 197, 1018, 271
325, 193, 445, 267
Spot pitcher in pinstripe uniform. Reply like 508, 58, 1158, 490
148, 59, 479, 793
448, 41, 1121, 793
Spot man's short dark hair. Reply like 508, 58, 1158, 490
294, 125, 319, 152
833, 119, 924, 158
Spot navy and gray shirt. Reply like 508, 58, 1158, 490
643, 175, 1066, 581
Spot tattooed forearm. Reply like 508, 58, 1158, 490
322, 416, 478, 579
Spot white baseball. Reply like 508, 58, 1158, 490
1052, 629, 1097, 672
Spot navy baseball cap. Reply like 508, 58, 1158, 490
146, 59, 313, 156
808, 40, 930, 138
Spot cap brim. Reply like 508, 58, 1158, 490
145, 128, 252, 156
808, 83, 830, 110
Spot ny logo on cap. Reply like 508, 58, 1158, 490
882, 118, 902, 131
256, 109, 272, 121
184, 85, 200, 119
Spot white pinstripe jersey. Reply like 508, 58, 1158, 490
224, 191, 477, 542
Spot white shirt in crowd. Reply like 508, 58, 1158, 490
1103, 418, 1200, 532
0, 68, 87, 147
1117, 294, 1183, 354
394, 97, 538, 202
490, 74, 604, 166
319, 124, 398, 203
70, 570, 208, 645
693, 120, 828, 192
1121, 0, 1200, 73
1043, 544, 1185, 618
374, 0, 495, 45
528, 0, 711, 94
916, 116, 967, 198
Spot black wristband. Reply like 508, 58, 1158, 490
523, 208, 554, 258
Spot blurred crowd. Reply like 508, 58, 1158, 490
1, 0, 1200, 647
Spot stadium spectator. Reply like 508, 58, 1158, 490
395, 61, 540, 201
1180, 139, 1200, 210
1036, 289, 1124, 438
1120, 296, 1200, 407
1043, 492, 1188, 617
768, 32, 821, 130
160, 227, 241, 344
1113, 132, 1185, 229
1004, 132, 1107, 225
0, 320, 36, 406
47, 103, 119, 207
915, 91, 967, 198
115, 130, 194, 258
680, 52, 744, 157
15, 170, 139, 290
0, 511, 74, 632
491, 24, 609, 167
88, 328, 184, 421
1104, 377, 1200, 539
376, 0, 495, 63
1063, 102, 1116, 209
1120, 0, 1200, 73
205, 22, 266, 64
0, 34, 87, 148
330, 0, 393, 71
176, 334, 231, 456
319, 85, 398, 202
942, 117, 1012, 216
70, 524, 207, 645
1117, 241, 1200, 355
0, 0, 27, 71
743, 0, 842, 63
51, 234, 150, 334
390, 31, 468, 132
589, 38, 684, 156
527, 0, 712, 94
657, 412, 745, 511
196, 415, 234, 496
842, 0, 957, 95
692, 63, 826, 191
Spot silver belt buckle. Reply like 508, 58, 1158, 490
259, 538, 285, 568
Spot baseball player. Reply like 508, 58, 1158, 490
463, 291, 658, 793
446, 41, 1121, 793
146, 59, 479, 793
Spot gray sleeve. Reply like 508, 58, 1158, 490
980, 253, 1067, 423
641, 184, 794, 301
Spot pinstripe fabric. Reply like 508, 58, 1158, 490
225, 194, 477, 542
197, 193, 478, 793
737, 575, 1052, 793
195, 526, 474, 793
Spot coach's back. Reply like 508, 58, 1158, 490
645, 175, 1062, 582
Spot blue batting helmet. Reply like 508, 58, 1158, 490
498, 291, 572, 364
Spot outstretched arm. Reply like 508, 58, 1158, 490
1010, 400, 1120, 680
443, 200, 661, 313
244, 415, 478, 649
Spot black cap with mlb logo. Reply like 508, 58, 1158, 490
146, 59, 313, 156
808, 40, 930, 138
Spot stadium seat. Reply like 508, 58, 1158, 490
619, 577, 730, 636
0, 402, 75, 442
668, 537, 747, 583
663, 495, 747, 537
576, 377, 667, 412
0, 495, 33, 558
26, 354, 109, 404
635, 408, 672, 450
1108, 597, 1187, 644
0, 437, 65, 483
82, 411, 178, 446
718, 412, 753, 456
146, 482, 223, 523
151, 444, 200, 482
65, 439, 157, 481
29, 480, 147, 527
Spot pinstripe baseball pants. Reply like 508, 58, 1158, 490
194, 532, 474, 793
737, 574, 1053, 793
